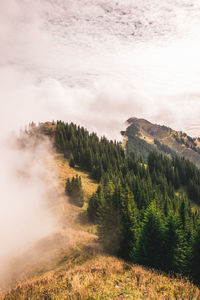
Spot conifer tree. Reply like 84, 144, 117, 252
69, 155, 75, 168
119, 187, 139, 259
164, 213, 188, 274
190, 221, 200, 282
65, 175, 84, 207
97, 181, 122, 254
131, 203, 165, 270
87, 186, 104, 222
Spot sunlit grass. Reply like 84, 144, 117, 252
1, 152, 200, 299
54, 153, 99, 206
3, 248, 200, 299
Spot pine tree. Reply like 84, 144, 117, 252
65, 175, 84, 207
69, 155, 75, 168
65, 178, 71, 194
190, 221, 200, 282
119, 187, 139, 260
88, 186, 104, 222
164, 213, 188, 274
97, 181, 122, 254
131, 203, 165, 270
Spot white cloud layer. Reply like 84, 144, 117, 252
1, 0, 200, 138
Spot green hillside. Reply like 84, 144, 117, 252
2, 121, 200, 299
45, 121, 200, 280
1, 148, 200, 300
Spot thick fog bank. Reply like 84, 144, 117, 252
0, 131, 57, 286
1, 0, 200, 138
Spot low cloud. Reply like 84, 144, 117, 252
0, 131, 57, 283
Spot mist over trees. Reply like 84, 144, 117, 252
51, 121, 200, 283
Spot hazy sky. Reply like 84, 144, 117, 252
1, 0, 200, 138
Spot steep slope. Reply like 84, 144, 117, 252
3, 253, 200, 300
0, 152, 98, 295
123, 117, 200, 167
2, 154, 200, 300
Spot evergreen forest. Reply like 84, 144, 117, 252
52, 121, 200, 283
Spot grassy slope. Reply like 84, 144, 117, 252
54, 153, 98, 207
3, 251, 200, 300
2, 154, 200, 300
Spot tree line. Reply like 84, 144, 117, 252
53, 121, 200, 283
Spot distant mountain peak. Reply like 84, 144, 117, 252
124, 117, 200, 168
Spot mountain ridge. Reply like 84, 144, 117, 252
124, 117, 200, 167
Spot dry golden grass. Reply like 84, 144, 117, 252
0, 152, 98, 294
54, 153, 98, 205
2, 248, 200, 300
1, 152, 200, 299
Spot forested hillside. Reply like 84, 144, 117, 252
2, 121, 200, 299
39, 121, 200, 283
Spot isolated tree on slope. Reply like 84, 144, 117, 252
65, 175, 84, 207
